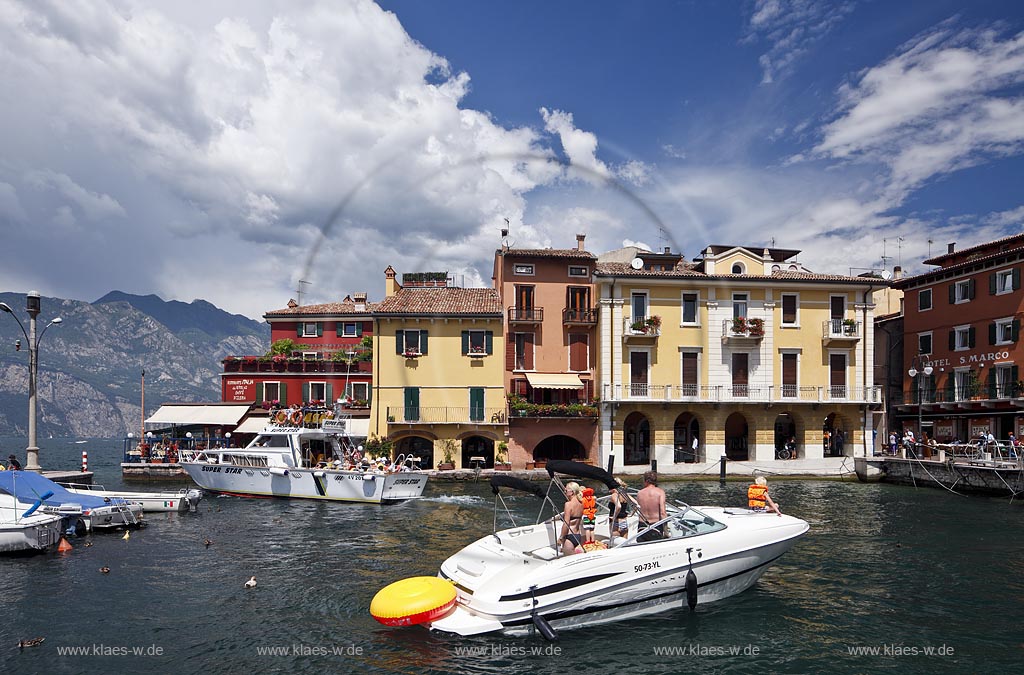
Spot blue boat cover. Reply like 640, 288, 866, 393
0, 471, 129, 509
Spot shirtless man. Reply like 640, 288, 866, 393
636, 471, 666, 541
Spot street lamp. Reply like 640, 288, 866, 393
908, 355, 934, 458
0, 291, 63, 471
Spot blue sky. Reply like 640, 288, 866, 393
1, 0, 1023, 317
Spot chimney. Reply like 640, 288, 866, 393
664, 246, 671, 254
287, 299, 298, 308
947, 242, 955, 254
353, 292, 367, 311
893, 265, 903, 280
384, 265, 399, 297
576, 233, 585, 251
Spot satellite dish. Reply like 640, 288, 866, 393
880, 269, 893, 280
630, 257, 644, 270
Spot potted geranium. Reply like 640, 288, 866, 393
842, 318, 857, 335
747, 317, 765, 337
272, 354, 288, 372
732, 317, 747, 334
222, 356, 240, 372
494, 442, 511, 471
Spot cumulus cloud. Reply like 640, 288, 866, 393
0, 182, 27, 222
25, 169, 126, 221
982, 205, 1024, 228
540, 107, 611, 182
746, 0, 856, 84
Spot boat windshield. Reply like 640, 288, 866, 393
625, 503, 726, 545
253, 435, 290, 448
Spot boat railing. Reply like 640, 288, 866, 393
123, 435, 235, 464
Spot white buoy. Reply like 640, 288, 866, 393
245, 576, 257, 588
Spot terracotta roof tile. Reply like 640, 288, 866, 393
594, 263, 882, 284
502, 248, 597, 259
374, 288, 502, 315
264, 299, 378, 317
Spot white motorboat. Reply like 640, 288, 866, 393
179, 407, 428, 504
0, 471, 143, 533
376, 460, 807, 638
0, 493, 64, 554
62, 484, 203, 513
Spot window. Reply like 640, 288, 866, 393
307, 381, 327, 402
469, 387, 485, 422
682, 293, 698, 324
300, 321, 322, 338
954, 370, 971, 401
631, 292, 648, 321
568, 265, 588, 277
263, 382, 281, 404
347, 382, 369, 403
733, 293, 748, 319
992, 318, 1017, 345
829, 353, 847, 398
918, 289, 932, 311
731, 263, 745, 274
952, 326, 973, 351
732, 353, 749, 397
302, 351, 319, 361
781, 294, 798, 325
569, 334, 588, 372
340, 322, 359, 337
566, 287, 590, 321
396, 329, 427, 356
991, 268, 1019, 295
918, 333, 932, 355
995, 364, 1016, 398
681, 352, 699, 396
513, 264, 534, 275
952, 279, 974, 303
462, 330, 492, 356
514, 333, 534, 370
781, 352, 798, 397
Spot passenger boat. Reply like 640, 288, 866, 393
374, 460, 807, 638
62, 484, 203, 513
0, 471, 143, 533
0, 493, 63, 554
179, 407, 428, 504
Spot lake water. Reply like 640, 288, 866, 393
1, 437, 1022, 674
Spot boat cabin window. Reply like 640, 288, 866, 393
255, 435, 290, 448
629, 506, 725, 544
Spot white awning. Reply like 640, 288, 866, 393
233, 415, 272, 435
145, 404, 251, 426
525, 373, 585, 389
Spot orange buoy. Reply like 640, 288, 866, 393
370, 576, 456, 627
57, 537, 73, 552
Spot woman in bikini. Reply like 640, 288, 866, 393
557, 481, 584, 555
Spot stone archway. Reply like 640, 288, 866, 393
533, 435, 587, 461
673, 412, 701, 463
774, 412, 798, 459
822, 412, 853, 457
724, 412, 749, 461
394, 435, 434, 469
460, 435, 494, 468
623, 412, 651, 465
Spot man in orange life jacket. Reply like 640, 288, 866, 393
747, 476, 782, 516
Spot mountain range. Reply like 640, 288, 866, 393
0, 291, 268, 438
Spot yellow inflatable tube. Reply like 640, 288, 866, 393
370, 576, 457, 626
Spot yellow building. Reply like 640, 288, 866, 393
595, 245, 883, 474
370, 266, 506, 468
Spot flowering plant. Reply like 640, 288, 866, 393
403, 348, 420, 358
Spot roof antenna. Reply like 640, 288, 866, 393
927, 238, 933, 257
897, 237, 904, 268
881, 239, 891, 271
296, 279, 311, 307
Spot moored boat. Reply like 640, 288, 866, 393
62, 483, 203, 513
0, 471, 144, 533
179, 406, 428, 504
0, 493, 64, 554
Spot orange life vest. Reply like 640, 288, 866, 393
748, 484, 768, 509
581, 487, 597, 519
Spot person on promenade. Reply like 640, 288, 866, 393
888, 432, 897, 456
7, 454, 22, 471
747, 476, 782, 516
557, 481, 584, 555
636, 471, 666, 542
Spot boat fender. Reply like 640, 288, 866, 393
269, 467, 289, 477
370, 576, 456, 626
363, 474, 375, 481
532, 613, 559, 642
685, 569, 698, 611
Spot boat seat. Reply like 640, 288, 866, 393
530, 546, 560, 561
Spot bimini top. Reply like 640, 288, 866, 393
545, 460, 618, 490
0, 471, 129, 509
489, 474, 545, 498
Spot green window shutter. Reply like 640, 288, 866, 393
948, 284, 956, 304
297, 323, 303, 337
968, 326, 976, 348
316, 322, 323, 337
485, 331, 493, 355
396, 330, 404, 354
1012, 365, 1019, 386
255, 382, 265, 403
336, 323, 344, 337
990, 323, 997, 345
357, 322, 364, 336
990, 273, 997, 295
325, 383, 333, 404
470, 387, 484, 422
404, 387, 420, 422
461, 331, 470, 355
1014, 319, 1020, 342
987, 369, 996, 398
968, 279, 976, 299
946, 375, 954, 401
420, 331, 428, 355
1014, 268, 1021, 291
279, 383, 288, 406
948, 331, 955, 351
303, 382, 310, 403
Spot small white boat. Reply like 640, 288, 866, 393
179, 406, 428, 504
0, 471, 143, 533
0, 493, 64, 554
376, 460, 808, 638
62, 484, 203, 513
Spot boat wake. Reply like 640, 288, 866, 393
420, 495, 488, 506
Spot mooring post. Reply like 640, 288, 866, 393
719, 455, 727, 484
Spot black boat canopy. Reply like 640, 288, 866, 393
489, 474, 545, 498
544, 459, 618, 490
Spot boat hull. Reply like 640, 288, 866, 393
180, 463, 428, 504
66, 487, 202, 513
0, 496, 64, 554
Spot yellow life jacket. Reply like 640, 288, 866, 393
748, 484, 768, 509
581, 487, 597, 519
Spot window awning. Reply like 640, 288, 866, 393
145, 404, 251, 426
525, 373, 585, 389
233, 415, 271, 435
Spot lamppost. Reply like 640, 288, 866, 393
908, 355, 933, 458
0, 291, 63, 471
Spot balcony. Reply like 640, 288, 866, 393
894, 382, 1024, 410
722, 317, 764, 344
223, 356, 372, 374
603, 383, 883, 405
822, 319, 862, 344
386, 406, 508, 425
508, 400, 599, 419
508, 307, 544, 324
623, 316, 661, 340
563, 307, 598, 326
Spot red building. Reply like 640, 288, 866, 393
894, 236, 1024, 443
221, 293, 375, 414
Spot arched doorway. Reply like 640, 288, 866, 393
823, 413, 849, 457
724, 412, 749, 460
774, 413, 798, 459
533, 435, 586, 461
674, 413, 700, 463
461, 436, 494, 468
624, 412, 651, 465
394, 436, 433, 469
